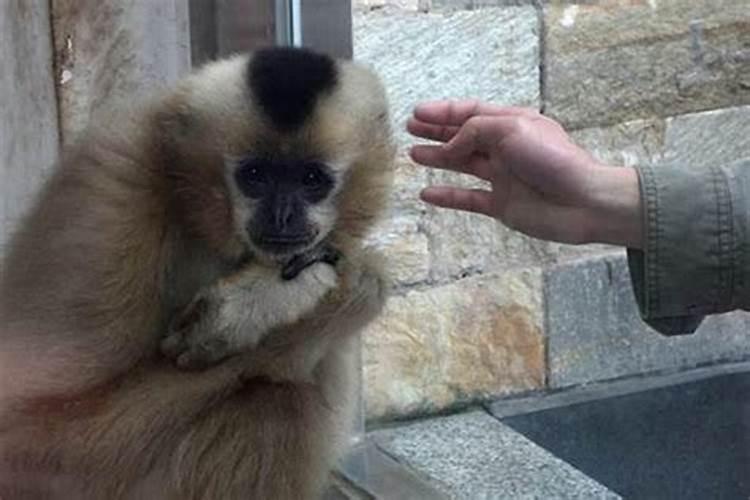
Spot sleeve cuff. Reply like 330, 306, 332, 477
626, 163, 736, 335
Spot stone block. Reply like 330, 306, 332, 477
425, 198, 559, 280
544, 1, 750, 130
353, 6, 540, 148
377, 155, 429, 224
353, 0, 428, 12
425, 169, 607, 280
569, 104, 750, 169
0, 1, 59, 255
571, 118, 666, 168
545, 253, 750, 388
52, 0, 191, 142
364, 269, 544, 420
366, 157, 430, 286
433, 0, 539, 8
662, 105, 750, 169
371, 411, 620, 499
368, 216, 430, 287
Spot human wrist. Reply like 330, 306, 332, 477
584, 165, 644, 249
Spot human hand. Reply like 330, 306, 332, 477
408, 100, 643, 248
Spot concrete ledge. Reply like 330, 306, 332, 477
371, 411, 620, 498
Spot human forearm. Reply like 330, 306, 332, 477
583, 165, 644, 249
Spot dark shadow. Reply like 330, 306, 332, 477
502, 373, 750, 499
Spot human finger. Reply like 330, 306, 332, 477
413, 100, 540, 127
442, 115, 521, 159
419, 186, 494, 216
409, 145, 493, 180
406, 117, 460, 143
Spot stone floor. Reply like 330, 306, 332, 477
327, 361, 750, 499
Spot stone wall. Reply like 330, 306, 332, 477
52, 0, 191, 144
0, 1, 59, 257
1, 1, 190, 254
353, 0, 750, 422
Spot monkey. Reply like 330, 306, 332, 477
0, 46, 395, 499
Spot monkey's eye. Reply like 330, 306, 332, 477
302, 165, 325, 187
244, 166, 265, 183
237, 162, 267, 185
299, 164, 334, 202
234, 161, 269, 198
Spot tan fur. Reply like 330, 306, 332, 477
0, 52, 395, 499
159, 259, 340, 368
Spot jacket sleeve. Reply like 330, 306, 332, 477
627, 157, 750, 335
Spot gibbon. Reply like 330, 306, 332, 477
0, 47, 394, 499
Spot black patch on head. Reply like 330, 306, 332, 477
248, 47, 338, 131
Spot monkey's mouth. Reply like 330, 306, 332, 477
253, 234, 316, 256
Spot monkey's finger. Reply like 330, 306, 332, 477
169, 296, 208, 332
413, 100, 540, 127
410, 145, 493, 181
282, 254, 315, 281
420, 186, 494, 216
281, 244, 339, 281
175, 338, 230, 371
319, 245, 342, 266
406, 118, 460, 143
161, 333, 187, 359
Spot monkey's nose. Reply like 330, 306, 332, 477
274, 202, 296, 230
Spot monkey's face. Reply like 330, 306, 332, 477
161, 49, 394, 260
228, 155, 339, 260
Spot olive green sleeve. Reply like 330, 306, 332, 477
627, 158, 750, 336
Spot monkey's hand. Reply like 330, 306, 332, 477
161, 257, 339, 370
238, 248, 389, 383
281, 243, 341, 281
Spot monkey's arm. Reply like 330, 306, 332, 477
235, 248, 387, 383
161, 245, 340, 369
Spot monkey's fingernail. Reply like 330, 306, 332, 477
176, 353, 192, 368
322, 249, 341, 266
161, 335, 180, 353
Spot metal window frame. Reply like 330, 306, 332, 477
281, 0, 353, 59
189, 0, 352, 66
274, 0, 302, 47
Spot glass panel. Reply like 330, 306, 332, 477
300, 0, 353, 59
189, 0, 277, 65
353, 1, 750, 498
